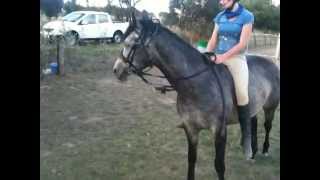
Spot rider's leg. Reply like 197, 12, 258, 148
223, 54, 252, 160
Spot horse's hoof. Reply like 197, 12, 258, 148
263, 152, 269, 157
247, 158, 256, 163
244, 145, 253, 161
176, 123, 184, 129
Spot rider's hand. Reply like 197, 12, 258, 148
214, 54, 227, 64
210, 56, 216, 63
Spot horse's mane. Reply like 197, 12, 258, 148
163, 27, 191, 43
123, 23, 135, 39
124, 19, 204, 58
156, 24, 203, 56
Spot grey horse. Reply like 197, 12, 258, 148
112, 16, 280, 180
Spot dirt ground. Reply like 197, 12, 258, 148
40, 44, 280, 180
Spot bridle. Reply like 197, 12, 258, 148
120, 21, 217, 94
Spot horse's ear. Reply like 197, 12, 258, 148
131, 12, 137, 26
128, 13, 132, 24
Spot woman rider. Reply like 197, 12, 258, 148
206, 0, 254, 159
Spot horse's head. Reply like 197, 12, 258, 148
113, 13, 159, 82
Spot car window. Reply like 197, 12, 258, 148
62, 12, 85, 22
81, 14, 96, 24
111, 15, 117, 22
98, 15, 109, 23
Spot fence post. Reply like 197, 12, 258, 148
270, 35, 272, 47
275, 34, 280, 60
253, 33, 257, 48
56, 36, 65, 76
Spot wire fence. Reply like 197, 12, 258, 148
246, 33, 280, 62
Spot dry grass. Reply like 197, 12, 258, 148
40, 43, 280, 180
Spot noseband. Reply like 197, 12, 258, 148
120, 23, 176, 93
120, 41, 152, 77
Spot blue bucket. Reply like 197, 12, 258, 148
50, 62, 58, 74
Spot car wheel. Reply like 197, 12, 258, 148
64, 32, 79, 46
113, 32, 123, 43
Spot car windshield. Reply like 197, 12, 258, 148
62, 12, 85, 22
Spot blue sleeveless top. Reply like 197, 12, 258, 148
213, 6, 254, 54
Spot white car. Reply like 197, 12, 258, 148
41, 11, 129, 45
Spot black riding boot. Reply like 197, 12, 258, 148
238, 104, 253, 160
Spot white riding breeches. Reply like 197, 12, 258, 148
222, 54, 249, 106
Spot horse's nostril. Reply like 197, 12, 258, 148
113, 69, 117, 74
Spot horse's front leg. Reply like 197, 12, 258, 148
183, 125, 199, 180
212, 122, 227, 180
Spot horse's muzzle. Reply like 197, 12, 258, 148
113, 57, 129, 81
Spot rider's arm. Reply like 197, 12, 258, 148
206, 24, 219, 52
223, 23, 253, 60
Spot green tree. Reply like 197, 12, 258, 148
159, 12, 179, 26
243, 1, 280, 32
164, 0, 220, 38
105, 4, 130, 21
63, 0, 79, 14
40, 0, 64, 17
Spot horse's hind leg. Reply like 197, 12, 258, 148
183, 125, 199, 180
251, 115, 258, 159
262, 108, 276, 156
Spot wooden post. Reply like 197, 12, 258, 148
270, 35, 272, 47
275, 34, 280, 61
56, 36, 65, 76
253, 33, 257, 49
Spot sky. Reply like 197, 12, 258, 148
64, 0, 170, 18
64, 0, 280, 18
273, 0, 280, 6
